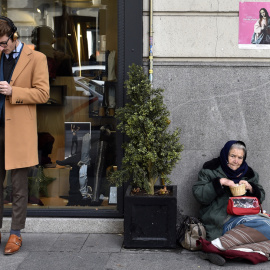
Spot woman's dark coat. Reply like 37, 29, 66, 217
192, 158, 265, 241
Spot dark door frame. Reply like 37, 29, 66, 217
115, 0, 143, 215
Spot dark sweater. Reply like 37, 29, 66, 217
0, 55, 16, 126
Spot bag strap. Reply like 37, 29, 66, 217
176, 216, 190, 242
196, 224, 203, 237
189, 216, 202, 224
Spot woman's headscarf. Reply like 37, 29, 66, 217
219, 140, 248, 183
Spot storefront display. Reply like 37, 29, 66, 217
3, 0, 119, 215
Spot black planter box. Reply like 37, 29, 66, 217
124, 185, 177, 249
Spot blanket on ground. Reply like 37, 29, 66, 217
199, 214, 270, 264
221, 214, 270, 256
199, 238, 268, 264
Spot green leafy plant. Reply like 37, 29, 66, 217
110, 64, 184, 195
28, 166, 56, 198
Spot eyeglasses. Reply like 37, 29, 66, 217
0, 34, 12, 47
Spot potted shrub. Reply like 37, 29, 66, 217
110, 64, 183, 248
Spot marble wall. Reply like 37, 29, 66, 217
142, 0, 270, 217
150, 62, 270, 217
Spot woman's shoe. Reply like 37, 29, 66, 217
199, 252, 226, 266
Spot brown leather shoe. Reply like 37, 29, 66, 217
4, 234, 22, 255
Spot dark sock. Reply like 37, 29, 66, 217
10, 229, 21, 237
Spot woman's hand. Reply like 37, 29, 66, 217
220, 178, 237, 187
239, 180, 253, 193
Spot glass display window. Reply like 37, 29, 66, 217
3, 0, 119, 214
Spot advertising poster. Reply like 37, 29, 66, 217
239, 1, 270, 48
64, 122, 91, 159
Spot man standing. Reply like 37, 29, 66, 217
0, 16, 49, 255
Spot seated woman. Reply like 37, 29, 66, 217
193, 140, 270, 266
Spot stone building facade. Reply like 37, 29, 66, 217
142, 0, 270, 216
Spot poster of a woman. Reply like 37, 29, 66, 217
239, 2, 270, 48
64, 122, 91, 158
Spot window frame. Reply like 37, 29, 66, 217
3, 0, 143, 218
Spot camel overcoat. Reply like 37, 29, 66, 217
0, 44, 50, 170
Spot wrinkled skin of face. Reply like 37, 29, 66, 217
227, 148, 245, 171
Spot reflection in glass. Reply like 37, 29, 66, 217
4, 0, 118, 212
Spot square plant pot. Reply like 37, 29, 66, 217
124, 185, 177, 248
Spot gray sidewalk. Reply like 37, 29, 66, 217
0, 232, 269, 270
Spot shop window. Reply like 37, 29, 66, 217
3, 0, 119, 214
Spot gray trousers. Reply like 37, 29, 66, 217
0, 127, 29, 230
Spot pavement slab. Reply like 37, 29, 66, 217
105, 252, 209, 270
49, 233, 89, 252
18, 252, 111, 270
0, 233, 269, 270
80, 233, 123, 253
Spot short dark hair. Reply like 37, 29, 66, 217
0, 19, 13, 38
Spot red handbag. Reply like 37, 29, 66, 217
227, 197, 262, 215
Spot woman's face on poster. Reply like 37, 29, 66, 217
260, 9, 266, 18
